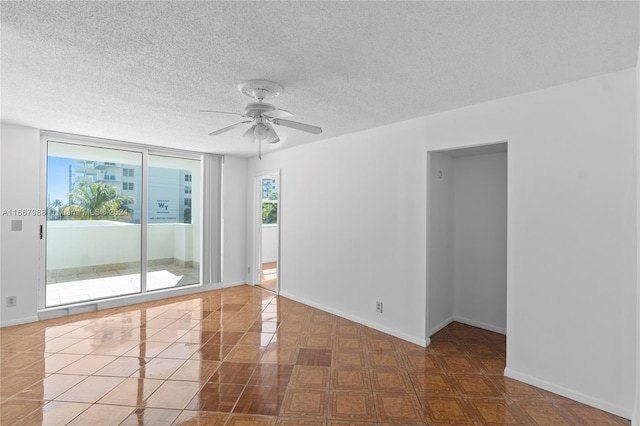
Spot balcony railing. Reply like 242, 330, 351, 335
46, 220, 198, 272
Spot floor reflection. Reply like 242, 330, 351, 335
259, 261, 277, 292
0, 285, 630, 425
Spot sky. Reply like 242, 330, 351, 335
47, 156, 74, 205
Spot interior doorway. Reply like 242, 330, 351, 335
427, 142, 508, 339
254, 171, 280, 293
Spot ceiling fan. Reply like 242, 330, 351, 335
201, 80, 322, 158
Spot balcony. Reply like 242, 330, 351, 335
45, 220, 200, 307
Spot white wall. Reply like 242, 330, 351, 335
428, 152, 454, 334
261, 225, 279, 263
0, 123, 42, 325
435, 72, 636, 417
452, 152, 507, 333
0, 123, 248, 325
248, 120, 429, 344
0, 120, 3, 327
633, 42, 640, 426
247, 68, 637, 417
221, 155, 248, 287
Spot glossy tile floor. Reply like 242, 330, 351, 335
0, 285, 630, 425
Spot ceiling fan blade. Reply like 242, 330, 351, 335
200, 109, 246, 117
208, 120, 252, 136
272, 118, 322, 135
266, 123, 280, 144
243, 125, 256, 142
263, 109, 293, 119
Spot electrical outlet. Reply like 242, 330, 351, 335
376, 301, 383, 313
6, 296, 17, 307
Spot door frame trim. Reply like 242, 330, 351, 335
252, 169, 281, 293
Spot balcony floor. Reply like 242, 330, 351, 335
46, 264, 199, 307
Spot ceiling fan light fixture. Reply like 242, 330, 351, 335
203, 80, 321, 157
253, 123, 269, 141
266, 123, 280, 144
243, 125, 256, 142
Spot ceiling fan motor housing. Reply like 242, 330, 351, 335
245, 102, 275, 118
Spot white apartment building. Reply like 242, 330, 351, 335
72, 160, 192, 224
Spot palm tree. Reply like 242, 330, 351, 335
47, 199, 63, 220
62, 182, 134, 221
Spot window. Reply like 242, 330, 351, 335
185, 186, 191, 194
185, 174, 192, 182
184, 198, 191, 206
261, 178, 278, 225
122, 182, 134, 191
123, 168, 134, 177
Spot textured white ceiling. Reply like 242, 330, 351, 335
1, 1, 638, 157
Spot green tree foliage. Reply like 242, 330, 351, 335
47, 199, 63, 220
262, 190, 278, 224
262, 202, 277, 224
61, 182, 134, 221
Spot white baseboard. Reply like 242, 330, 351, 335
429, 316, 454, 336
504, 367, 632, 420
453, 315, 506, 335
428, 316, 506, 337
280, 291, 428, 347
1, 315, 39, 328
222, 280, 246, 288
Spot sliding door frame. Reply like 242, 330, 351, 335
38, 131, 210, 312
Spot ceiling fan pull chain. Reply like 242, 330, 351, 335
259, 139, 262, 160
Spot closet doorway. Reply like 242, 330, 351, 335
427, 142, 508, 339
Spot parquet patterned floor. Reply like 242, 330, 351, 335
0, 285, 630, 425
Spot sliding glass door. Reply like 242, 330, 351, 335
44, 140, 203, 308
147, 155, 201, 291
46, 142, 143, 307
